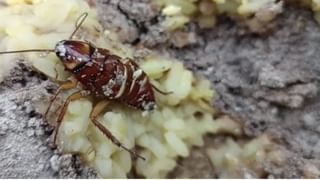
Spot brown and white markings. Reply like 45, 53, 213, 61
55, 40, 156, 111
0, 12, 168, 160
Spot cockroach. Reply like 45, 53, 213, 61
0, 12, 170, 160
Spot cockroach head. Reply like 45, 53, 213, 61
55, 40, 94, 70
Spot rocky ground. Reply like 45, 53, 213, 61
1, 0, 320, 178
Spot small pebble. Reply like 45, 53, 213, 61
50, 155, 61, 172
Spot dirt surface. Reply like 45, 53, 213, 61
0, 63, 97, 178
1, 0, 320, 178
165, 8, 320, 178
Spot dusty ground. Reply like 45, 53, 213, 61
1, 0, 320, 178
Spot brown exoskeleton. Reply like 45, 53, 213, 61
0, 12, 170, 160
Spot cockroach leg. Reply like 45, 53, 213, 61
53, 90, 87, 144
54, 61, 61, 80
90, 101, 146, 161
89, 100, 110, 120
151, 84, 173, 95
44, 80, 78, 120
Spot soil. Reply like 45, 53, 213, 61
1, 0, 320, 178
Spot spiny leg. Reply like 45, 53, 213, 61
54, 61, 61, 80
151, 84, 173, 95
90, 100, 110, 120
44, 80, 78, 119
90, 101, 146, 161
53, 90, 86, 144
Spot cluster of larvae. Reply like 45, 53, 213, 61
155, 0, 283, 33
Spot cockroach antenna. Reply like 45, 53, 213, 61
0, 49, 55, 55
69, 12, 88, 39
0, 12, 89, 55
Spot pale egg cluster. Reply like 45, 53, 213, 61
156, 0, 320, 33
155, 0, 283, 33
207, 134, 286, 178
